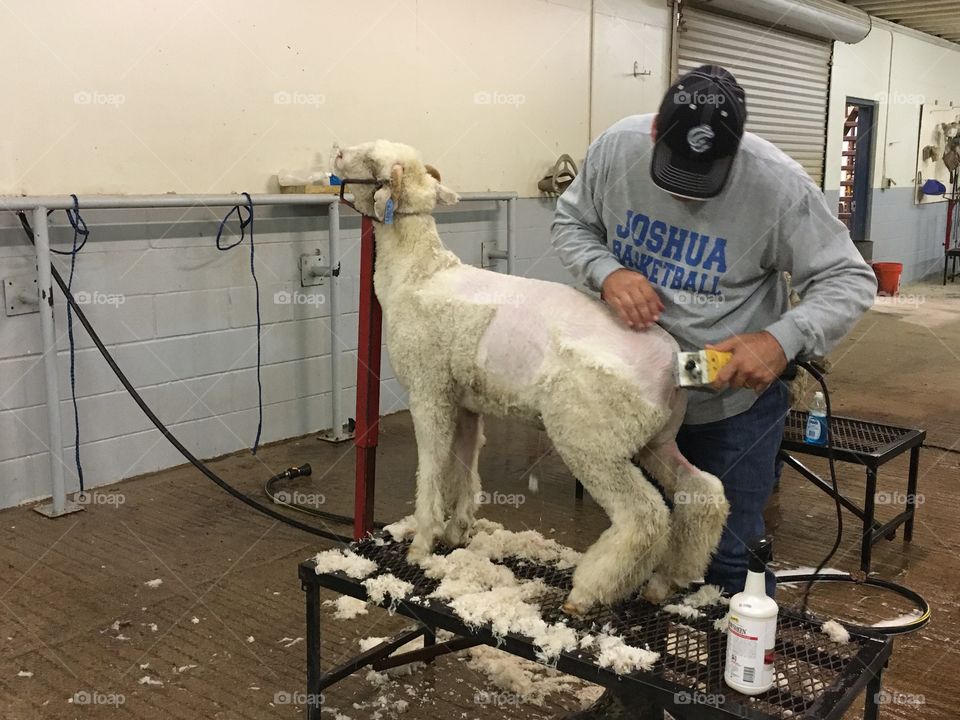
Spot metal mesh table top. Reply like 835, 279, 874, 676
305, 535, 891, 720
782, 409, 924, 461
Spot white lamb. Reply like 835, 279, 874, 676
332, 140, 729, 614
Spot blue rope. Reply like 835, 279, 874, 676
63, 194, 88, 491
215, 193, 263, 454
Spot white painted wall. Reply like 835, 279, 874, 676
589, 0, 672, 140
0, 0, 591, 197
825, 20, 960, 279
825, 22, 960, 193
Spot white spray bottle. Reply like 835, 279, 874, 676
724, 537, 777, 695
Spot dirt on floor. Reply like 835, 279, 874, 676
0, 281, 958, 720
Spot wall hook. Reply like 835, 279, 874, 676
633, 61, 652, 78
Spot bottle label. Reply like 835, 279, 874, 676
725, 614, 776, 689
804, 415, 827, 445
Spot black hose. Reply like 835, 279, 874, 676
791, 360, 931, 636
17, 212, 351, 545
265, 473, 388, 530
796, 360, 844, 615
776, 573, 931, 636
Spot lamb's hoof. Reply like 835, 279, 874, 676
441, 519, 472, 548
561, 601, 587, 617
642, 573, 676, 604
406, 538, 434, 564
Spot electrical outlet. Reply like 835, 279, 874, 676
300, 251, 330, 287
4, 274, 39, 316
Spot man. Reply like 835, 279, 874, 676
552, 65, 876, 719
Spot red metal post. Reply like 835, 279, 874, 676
354, 216, 382, 539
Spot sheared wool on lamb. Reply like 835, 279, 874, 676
465, 645, 593, 706
467, 519, 581, 569
419, 542, 577, 662
680, 584, 727, 608
821, 620, 850, 644
594, 633, 659, 674
313, 549, 377, 579
577, 685, 606, 708
325, 595, 369, 620
363, 574, 414, 611
383, 516, 417, 542
358, 636, 427, 677
663, 603, 702, 620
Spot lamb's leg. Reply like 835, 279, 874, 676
552, 447, 671, 615
440, 408, 484, 547
407, 396, 458, 562
636, 440, 729, 603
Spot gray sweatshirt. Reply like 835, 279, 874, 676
552, 114, 877, 424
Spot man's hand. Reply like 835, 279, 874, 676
710, 332, 788, 392
601, 269, 664, 330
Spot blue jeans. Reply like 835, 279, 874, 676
676, 381, 790, 597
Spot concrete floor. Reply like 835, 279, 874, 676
1, 281, 958, 719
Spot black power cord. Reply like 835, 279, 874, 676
781, 360, 930, 636
17, 211, 350, 545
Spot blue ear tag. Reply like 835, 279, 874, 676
383, 198, 395, 224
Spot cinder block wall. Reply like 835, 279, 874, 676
0, 198, 566, 509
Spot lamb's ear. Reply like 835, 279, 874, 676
436, 182, 459, 206
373, 163, 404, 221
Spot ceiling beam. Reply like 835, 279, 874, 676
849, 0, 960, 10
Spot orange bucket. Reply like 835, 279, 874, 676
872, 262, 903, 296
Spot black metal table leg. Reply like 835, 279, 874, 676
905, 446, 920, 542
862, 468, 878, 574
864, 667, 883, 720
303, 575, 322, 720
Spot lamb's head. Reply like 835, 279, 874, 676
331, 140, 459, 221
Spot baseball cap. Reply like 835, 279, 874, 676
651, 65, 748, 199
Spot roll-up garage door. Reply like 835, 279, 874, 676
677, 7, 832, 186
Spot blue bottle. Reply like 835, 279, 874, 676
804, 391, 828, 446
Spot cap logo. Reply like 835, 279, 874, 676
687, 124, 715, 153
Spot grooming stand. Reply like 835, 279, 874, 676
299, 534, 892, 720
779, 410, 925, 574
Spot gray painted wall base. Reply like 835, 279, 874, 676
825, 187, 947, 283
